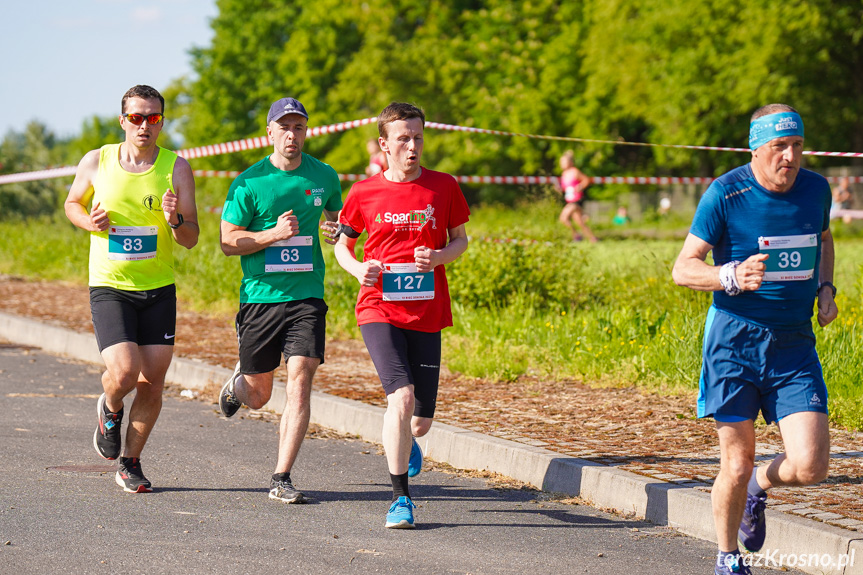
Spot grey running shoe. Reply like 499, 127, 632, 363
219, 362, 243, 417
115, 457, 152, 493
94, 393, 123, 460
269, 477, 306, 504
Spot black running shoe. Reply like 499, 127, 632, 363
94, 393, 123, 460
219, 362, 243, 418
269, 477, 306, 503
115, 457, 152, 493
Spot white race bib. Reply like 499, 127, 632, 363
381, 263, 434, 301
758, 234, 818, 281
107, 226, 158, 261
265, 236, 314, 272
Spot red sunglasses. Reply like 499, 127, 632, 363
122, 113, 164, 125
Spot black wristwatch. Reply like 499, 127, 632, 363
817, 281, 837, 298
169, 213, 184, 229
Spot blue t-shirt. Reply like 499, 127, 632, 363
690, 164, 831, 329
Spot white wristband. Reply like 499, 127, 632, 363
719, 261, 742, 296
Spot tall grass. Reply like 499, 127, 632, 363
1, 200, 861, 428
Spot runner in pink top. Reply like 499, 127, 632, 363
332, 102, 469, 529
557, 150, 597, 242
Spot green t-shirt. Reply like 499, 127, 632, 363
222, 153, 343, 303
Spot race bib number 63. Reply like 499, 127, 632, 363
265, 236, 314, 272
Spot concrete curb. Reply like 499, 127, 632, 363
2, 310, 861, 575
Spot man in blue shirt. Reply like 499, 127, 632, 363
672, 103, 838, 575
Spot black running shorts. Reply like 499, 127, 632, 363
236, 298, 328, 374
89, 284, 177, 352
359, 322, 441, 419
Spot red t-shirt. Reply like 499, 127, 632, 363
339, 169, 471, 332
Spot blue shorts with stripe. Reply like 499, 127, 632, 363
697, 306, 828, 424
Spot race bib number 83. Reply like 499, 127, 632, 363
758, 234, 818, 281
107, 226, 158, 261
382, 263, 434, 301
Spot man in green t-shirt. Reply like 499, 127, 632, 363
218, 97, 343, 503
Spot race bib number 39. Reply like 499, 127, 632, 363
382, 263, 434, 301
758, 234, 818, 281
107, 226, 158, 261
265, 236, 313, 272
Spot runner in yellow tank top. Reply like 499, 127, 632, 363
64, 85, 199, 493
87, 142, 178, 290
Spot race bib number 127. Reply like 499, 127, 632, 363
382, 263, 434, 301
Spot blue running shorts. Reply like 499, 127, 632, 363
697, 306, 828, 424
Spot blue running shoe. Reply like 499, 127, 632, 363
408, 437, 423, 478
385, 496, 417, 529
715, 554, 752, 574
738, 493, 767, 552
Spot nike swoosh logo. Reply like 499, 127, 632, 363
164, 334, 175, 339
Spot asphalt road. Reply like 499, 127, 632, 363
0, 344, 801, 575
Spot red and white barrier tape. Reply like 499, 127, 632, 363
4, 114, 863, 185
425, 122, 752, 153
191, 172, 863, 189
7, 166, 863, 188
425, 122, 863, 158
0, 166, 77, 184
831, 209, 863, 219
177, 117, 377, 160
192, 172, 713, 185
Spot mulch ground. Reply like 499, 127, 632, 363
2, 275, 861, 528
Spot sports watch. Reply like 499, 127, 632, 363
817, 281, 837, 298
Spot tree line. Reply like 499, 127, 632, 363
3, 0, 861, 216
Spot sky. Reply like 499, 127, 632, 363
0, 0, 218, 139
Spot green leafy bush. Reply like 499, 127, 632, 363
448, 239, 599, 311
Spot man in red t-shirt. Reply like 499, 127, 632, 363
332, 102, 470, 529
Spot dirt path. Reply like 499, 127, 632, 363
2, 276, 861, 528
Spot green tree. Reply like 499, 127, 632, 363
176, 0, 863, 204
575, 0, 863, 175
0, 123, 69, 218
63, 115, 124, 164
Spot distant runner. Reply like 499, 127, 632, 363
556, 150, 597, 242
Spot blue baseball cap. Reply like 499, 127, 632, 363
267, 97, 308, 123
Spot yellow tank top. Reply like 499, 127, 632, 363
88, 144, 178, 290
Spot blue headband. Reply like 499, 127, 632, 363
749, 112, 804, 150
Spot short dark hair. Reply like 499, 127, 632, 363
378, 102, 425, 139
751, 103, 798, 122
122, 85, 165, 114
